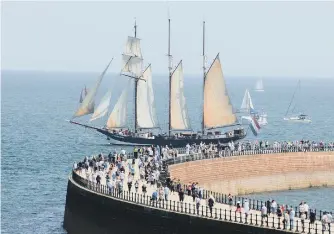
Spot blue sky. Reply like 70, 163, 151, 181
1, 1, 334, 78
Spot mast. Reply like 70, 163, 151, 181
285, 80, 300, 117
202, 21, 206, 135
168, 18, 172, 136
134, 19, 138, 133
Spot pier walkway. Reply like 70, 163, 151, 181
73, 151, 333, 234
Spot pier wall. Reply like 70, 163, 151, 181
169, 151, 334, 195
64, 177, 287, 234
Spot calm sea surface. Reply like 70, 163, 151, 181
1, 71, 334, 233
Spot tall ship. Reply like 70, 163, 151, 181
69, 19, 246, 147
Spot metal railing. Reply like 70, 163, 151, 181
164, 146, 334, 165
72, 171, 332, 234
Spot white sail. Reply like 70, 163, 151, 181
240, 89, 254, 112
255, 79, 264, 91
89, 91, 112, 122
121, 36, 143, 77
136, 65, 157, 129
170, 61, 191, 130
203, 54, 237, 128
73, 59, 113, 118
106, 82, 130, 129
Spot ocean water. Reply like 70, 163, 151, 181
1, 71, 333, 233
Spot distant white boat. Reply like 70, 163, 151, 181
240, 89, 268, 126
283, 115, 311, 123
283, 80, 311, 123
254, 78, 264, 92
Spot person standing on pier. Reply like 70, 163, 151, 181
141, 183, 147, 195
178, 188, 185, 202
127, 173, 133, 191
208, 195, 215, 217
243, 199, 250, 220
289, 208, 295, 230
195, 195, 201, 215
261, 204, 267, 225
271, 200, 277, 215
164, 185, 169, 201
186, 143, 190, 155
303, 201, 309, 219
134, 180, 139, 193
228, 194, 233, 208
158, 187, 164, 201
283, 211, 289, 230
299, 202, 305, 218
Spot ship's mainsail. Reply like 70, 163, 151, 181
121, 36, 143, 77
170, 61, 191, 130
106, 81, 130, 129
136, 65, 158, 129
90, 91, 112, 122
203, 54, 237, 129
240, 89, 254, 113
73, 59, 113, 118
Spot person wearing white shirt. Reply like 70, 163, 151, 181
186, 143, 190, 155
195, 196, 201, 215
261, 205, 267, 224
244, 199, 250, 218
303, 202, 309, 219
299, 202, 305, 218
271, 200, 277, 215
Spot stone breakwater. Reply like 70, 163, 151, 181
168, 151, 334, 195
64, 162, 332, 234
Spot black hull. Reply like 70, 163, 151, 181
96, 129, 246, 147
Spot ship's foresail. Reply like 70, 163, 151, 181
170, 61, 191, 130
136, 65, 158, 129
204, 54, 237, 129
106, 81, 130, 129
90, 91, 112, 122
73, 59, 113, 118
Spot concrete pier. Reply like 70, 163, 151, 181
64, 150, 333, 234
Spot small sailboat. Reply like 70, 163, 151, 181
69, 19, 246, 147
240, 89, 268, 126
254, 78, 264, 92
283, 80, 311, 123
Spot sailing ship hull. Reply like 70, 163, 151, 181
96, 129, 246, 147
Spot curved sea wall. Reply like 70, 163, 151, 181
168, 151, 334, 195
64, 173, 288, 234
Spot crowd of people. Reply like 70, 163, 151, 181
72, 141, 333, 232
258, 200, 333, 231
171, 140, 334, 158
73, 145, 163, 196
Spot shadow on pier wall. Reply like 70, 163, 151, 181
64, 178, 287, 234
